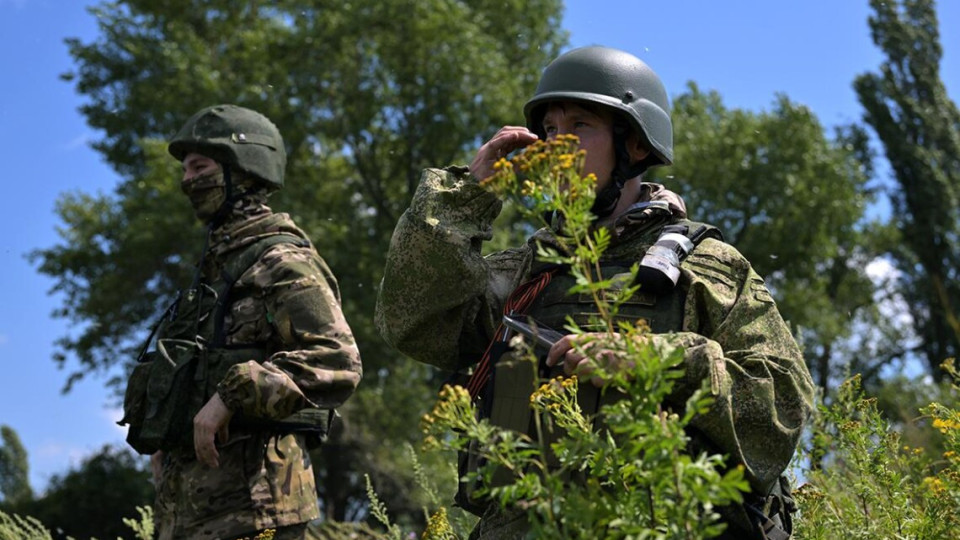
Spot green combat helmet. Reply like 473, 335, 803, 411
524, 47, 672, 218
168, 104, 286, 189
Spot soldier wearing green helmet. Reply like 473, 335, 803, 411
376, 47, 813, 539
121, 104, 363, 540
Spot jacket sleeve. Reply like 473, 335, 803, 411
217, 242, 362, 419
658, 237, 815, 495
375, 166, 521, 372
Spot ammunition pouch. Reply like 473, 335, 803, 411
240, 406, 339, 450
121, 338, 205, 454
455, 436, 487, 516
455, 352, 607, 515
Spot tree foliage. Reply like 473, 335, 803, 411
35, 0, 566, 524
854, 0, 960, 378
0, 426, 33, 507
40, 0, 566, 387
5, 445, 152, 540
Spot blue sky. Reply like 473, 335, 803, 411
1, 0, 958, 493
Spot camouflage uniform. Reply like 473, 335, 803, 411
375, 166, 815, 538
148, 190, 362, 540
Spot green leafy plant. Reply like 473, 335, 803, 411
796, 360, 960, 539
0, 510, 52, 540
0, 505, 155, 540
120, 506, 154, 540
365, 444, 472, 539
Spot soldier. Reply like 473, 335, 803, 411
375, 47, 814, 539
120, 104, 362, 540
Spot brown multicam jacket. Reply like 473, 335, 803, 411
155, 194, 362, 540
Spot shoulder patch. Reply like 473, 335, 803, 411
750, 277, 775, 304
687, 238, 748, 272
684, 258, 737, 289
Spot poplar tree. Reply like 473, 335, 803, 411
0, 426, 32, 507
855, 0, 960, 378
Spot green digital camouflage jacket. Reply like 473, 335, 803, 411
155, 196, 362, 540
376, 166, 815, 499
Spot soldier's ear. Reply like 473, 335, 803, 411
627, 135, 650, 163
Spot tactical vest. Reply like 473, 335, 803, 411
462, 219, 797, 538
487, 220, 716, 456
456, 220, 715, 512
121, 234, 335, 455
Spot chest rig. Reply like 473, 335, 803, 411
456, 219, 721, 514
121, 234, 335, 455
489, 219, 719, 433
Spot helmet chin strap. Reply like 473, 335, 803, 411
206, 165, 262, 226
591, 124, 648, 219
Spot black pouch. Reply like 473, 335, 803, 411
454, 436, 488, 516
276, 407, 339, 449
455, 345, 530, 516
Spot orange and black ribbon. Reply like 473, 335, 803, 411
465, 269, 557, 400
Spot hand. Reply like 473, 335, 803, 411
150, 451, 164, 485
193, 392, 234, 468
545, 332, 635, 387
469, 126, 538, 181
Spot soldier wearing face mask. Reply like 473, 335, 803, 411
120, 104, 362, 540
376, 47, 813, 539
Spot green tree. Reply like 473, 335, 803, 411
34, 0, 566, 523
647, 84, 896, 396
854, 0, 960, 379
0, 426, 33, 507
7, 445, 152, 540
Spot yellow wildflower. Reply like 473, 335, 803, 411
522, 179, 537, 197
422, 435, 440, 451
923, 476, 947, 496
933, 417, 960, 433
422, 507, 454, 540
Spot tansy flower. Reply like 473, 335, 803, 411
923, 476, 947, 496
933, 417, 960, 433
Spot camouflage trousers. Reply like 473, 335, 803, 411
155, 432, 320, 540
